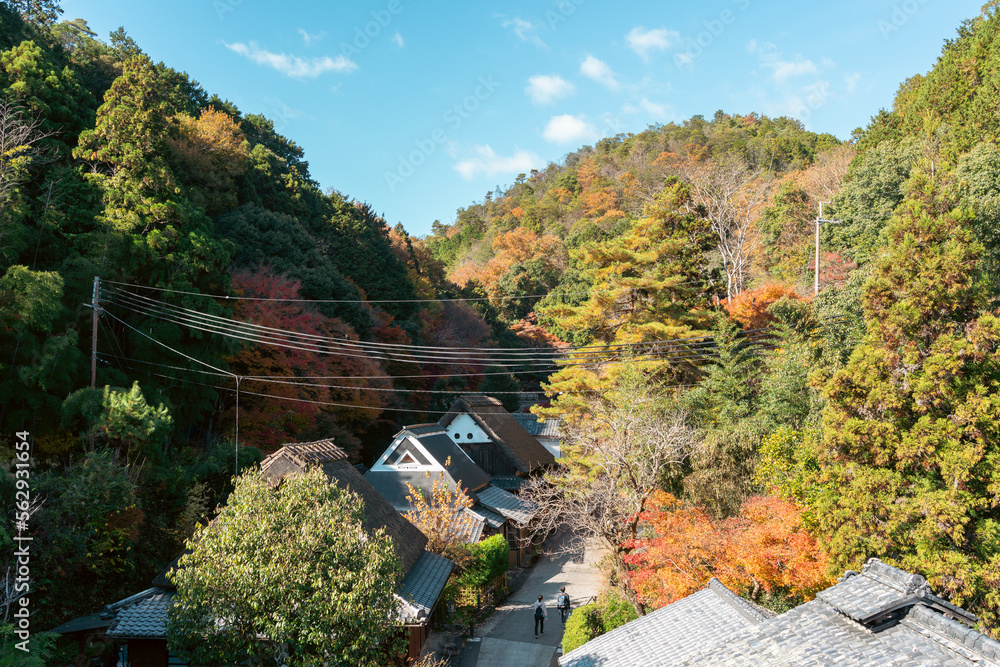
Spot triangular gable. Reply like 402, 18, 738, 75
371, 433, 446, 473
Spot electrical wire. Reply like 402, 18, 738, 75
104, 286, 739, 358
102, 287, 776, 369
102, 277, 717, 305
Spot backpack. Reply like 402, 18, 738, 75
534, 604, 544, 619
557, 593, 568, 608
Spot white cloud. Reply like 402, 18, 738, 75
225, 41, 357, 78
298, 28, 323, 46
580, 55, 619, 90
392, 31, 404, 48
639, 97, 670, 120
771, 59, 817, 83
542, 114, 599, 144
501, 17, 546, 48
845, 72, 861, 93
627, 26, 679, 60
453, 145, 540, 180
525, 74, 575, 105
746, 39, 817, 83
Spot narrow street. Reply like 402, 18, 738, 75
455, 531, 605, 667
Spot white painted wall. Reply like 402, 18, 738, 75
539, 437, 561, 459
447, 413, 490, 444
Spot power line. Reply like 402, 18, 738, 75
104, 286, 734, 358
102, 277, 715, 305
102, 287, 776, 370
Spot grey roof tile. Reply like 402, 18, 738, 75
560, 581, 761, 667
396, 550, 455, 622
468, 504, 506, 529
512, 412, 562, 438
561, 561, 1000, 667
476, 485, 538, 525
106, 588, 173, 639
490, 475, 525, 492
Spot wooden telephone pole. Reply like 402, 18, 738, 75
814, 202, 842, 296
90, 276, 100, 389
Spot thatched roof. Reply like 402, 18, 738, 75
439, 395, 556, 473
261, 440, 428, 573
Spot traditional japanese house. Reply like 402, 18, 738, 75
561, 558, 1000, 667
438, 395, 556, 485
75, 438, 453, 666
366, 424, 538, 566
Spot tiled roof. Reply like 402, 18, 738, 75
439, 395, 555, 473
476, 485, 538, 525
456, 509, 486, 544
490, 475, 525, 492
50, 611, 113, 635
260, 439, 347, 468
106, 588, 173, 639
511, 413, 561, 438
560, 579, 765, 667
468, 504, 506, 529
560, 559, 1000, 667
396, 551, 455, 623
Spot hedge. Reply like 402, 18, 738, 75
561, 591, 639, 654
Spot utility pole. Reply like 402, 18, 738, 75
90, 276, 100, 389
814, 202, 842, 296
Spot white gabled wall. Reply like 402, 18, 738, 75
447, 413, 490, 444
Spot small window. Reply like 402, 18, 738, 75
467, 433, 473, 439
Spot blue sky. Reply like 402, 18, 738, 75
62, 0, 984, 237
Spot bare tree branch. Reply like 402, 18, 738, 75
522, 374, 701, 615
0, 97, 52, 206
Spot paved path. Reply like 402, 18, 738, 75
457, 532, 605, 667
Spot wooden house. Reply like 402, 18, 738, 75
75, 438, 453, 665
365, 424, 539, 567
438, 395, 556, 482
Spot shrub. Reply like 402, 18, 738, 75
455, 534, 508, 588
561, 602, 599, 654
561, 590, 638, 654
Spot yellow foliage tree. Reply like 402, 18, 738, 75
405, 469, 475, 562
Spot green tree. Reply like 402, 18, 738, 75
91, 381, 173, 461
539, 178, 717, 420
168, 466, 404, 666
681, 316, 763, 516
5, 0, 62, 27
812, 167, 1000, 634
29, 450, 144, 630
956, 141, 1000, 301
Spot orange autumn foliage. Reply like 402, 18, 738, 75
723, 284, 802, 329
623, 491, 831, 610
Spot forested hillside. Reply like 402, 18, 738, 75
4, 0, 1000, 659
0, 1, 541, 641
451, 4, 1000, 640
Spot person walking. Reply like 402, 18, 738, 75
533, 595, 547, 639
557, 586, 571, 626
